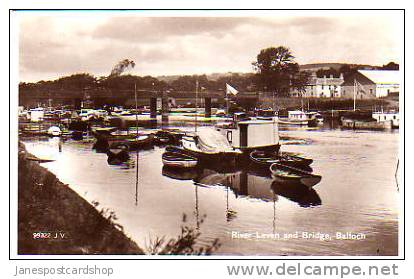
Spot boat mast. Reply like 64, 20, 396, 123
226, 87, 229, 117
134, 82, 139, 206
195, 79, 199, 133
135, 82, 138, 135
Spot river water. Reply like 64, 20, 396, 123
22, 123, 400, 256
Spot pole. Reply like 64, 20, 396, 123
134, 82, 139, 206
353, 79, 356, 112
134, 82, 138, 136
225, 89, 229, 116
195, 184, 199, 229
195, 80, 199, 133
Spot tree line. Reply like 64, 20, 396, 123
19, 47, 399, 98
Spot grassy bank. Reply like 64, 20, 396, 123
18, 142, 144, 255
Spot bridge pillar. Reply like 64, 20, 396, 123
150, 97, 157, 119
204, 97, 211, 118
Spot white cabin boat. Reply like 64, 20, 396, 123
215, 119, 279, 152
278, 110, 308, 125
27, 107, 45, 122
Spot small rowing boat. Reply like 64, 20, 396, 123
162, 151, 198, 168
250, 150, 312, 169
124, 134, 154, 149
269, 162, 321, 188
107, 143, 130, 165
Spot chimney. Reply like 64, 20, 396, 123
340, 73, 344, 80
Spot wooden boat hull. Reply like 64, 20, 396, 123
165, 145, 239, 167
124, 134, 154, 150
250, 150, 312, 170
270, 163, 322, 188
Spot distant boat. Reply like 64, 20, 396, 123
250, 150, 313, 170
162, 151, 198, 168
372, 111, 399, 129
305, 112, 323, 126
47, 126, 62, 137
340, 117, 392, 130
256, 109, 275, 120
154, 130, 179, 145
270, 162, 322, 188
277, 110, 309, 125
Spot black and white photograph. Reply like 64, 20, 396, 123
12, 9, 403, 258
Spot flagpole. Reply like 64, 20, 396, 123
195, 80, 199, 133
225, 89, 229, 117
353, 79, 356, 112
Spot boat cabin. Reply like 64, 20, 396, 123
216, 119, 279, 150
27, 107, 45, 122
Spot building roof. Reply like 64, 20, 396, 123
341, 71, 376, 86
358, 70, 400, 85
307, 76, 344, 86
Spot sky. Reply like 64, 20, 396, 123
16, 11, 403, 82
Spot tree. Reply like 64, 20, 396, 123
316, 67, 339, 78
252, 46, 303, 96
381, 62, 399, 70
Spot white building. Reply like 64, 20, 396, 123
357, 70, 400, 97
291, 73, 344, 98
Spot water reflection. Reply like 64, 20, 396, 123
162, 166, 322, 208
162, 166, 199, 180
271, 181, 321, 208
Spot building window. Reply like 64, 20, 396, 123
321, 85, 324, 90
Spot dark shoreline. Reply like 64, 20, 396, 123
18, 142, 144, 255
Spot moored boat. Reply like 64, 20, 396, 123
372, 111, 399, 129
124, 134, 154, 149
250, 150, 313, 169
107, 143, 130, 165
47, 126, 62, 137
277, 110, 309, 125
340, 117, 392, 130
269, 163, 321, 188
162, 151, 198, 168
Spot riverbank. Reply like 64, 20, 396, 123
18, 142, 144, 255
